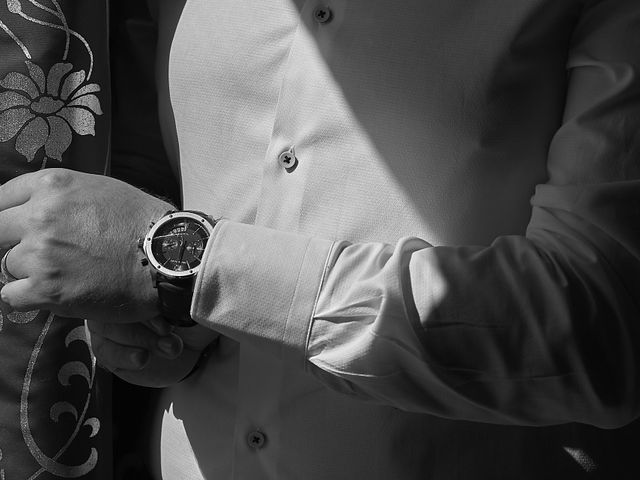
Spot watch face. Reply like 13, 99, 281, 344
145, 212, 214, 277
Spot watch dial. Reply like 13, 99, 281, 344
150, 217, 210, 273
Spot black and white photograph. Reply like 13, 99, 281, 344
1, 1, 639, 479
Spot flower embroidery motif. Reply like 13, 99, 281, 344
1, 3, 104, 477
0, 60, 102, 167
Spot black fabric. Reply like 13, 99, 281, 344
109, 2, 180, 478
0, 1, 111, 478
110, 0, 180, 206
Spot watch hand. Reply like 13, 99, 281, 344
178, 239, 187, 262
154, 234, 182, 240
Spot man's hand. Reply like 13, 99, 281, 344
0, 169, 171, 322
88, 318, 220, 387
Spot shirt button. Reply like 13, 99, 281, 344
278, 147, 297, 169
247, 430, 267, 449
313, 6, 332, 24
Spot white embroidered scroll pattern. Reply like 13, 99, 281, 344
0, 0, 102, 169
0, 307, 101, 479
20, 319, 100, 479
0, 1, 102, 478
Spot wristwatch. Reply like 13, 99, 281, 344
140, 210, 217, 327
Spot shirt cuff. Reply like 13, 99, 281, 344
191, 220, 334, 366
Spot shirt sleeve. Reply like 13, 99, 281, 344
192, 0, 640, 429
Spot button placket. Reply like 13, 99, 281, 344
313, 6, 332, 24
247, 430, 267, 449
278, 146, 298, 170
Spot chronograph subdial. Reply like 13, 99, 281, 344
158, 234, 205, 271
143, 211, 216, 278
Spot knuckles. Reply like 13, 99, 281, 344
37, 281, 66, 310
25, 197, 68, 232
29, 210, 58, 232
37, 169, 74, 191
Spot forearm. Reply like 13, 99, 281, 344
308, 183, 640, 427
192, 200, 640, 428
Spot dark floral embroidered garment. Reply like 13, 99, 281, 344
0, 1, 110, 478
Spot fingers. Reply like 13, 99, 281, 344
0, 206, 26, 249
91, 333, 150, 372
110, 350, 202, 388
0, 230, 50, 311
89, 321, 186, 379
0, 169, 80, 247
89, 321, 157, 349
1, 277, 47, 312
87, 320, 183, 359
157, 334, 184, 358
172, 323, 221, 352
0, 171, 37, 211
2, 239, 28, 280
147, 316, 175, 336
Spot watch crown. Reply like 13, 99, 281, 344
141, 258, 149, 267
137, 237, 144, 249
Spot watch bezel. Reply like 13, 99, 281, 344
142, 211, 215, 279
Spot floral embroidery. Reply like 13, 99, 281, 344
0, 1, 103, 478
0, 0, 101, 169
0, 61, 102, 167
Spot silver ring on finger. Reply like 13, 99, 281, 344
0, 247, 19, 284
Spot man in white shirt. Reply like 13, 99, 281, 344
1, 0, 640, 478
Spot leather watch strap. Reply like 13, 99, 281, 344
156, 277, 197, 327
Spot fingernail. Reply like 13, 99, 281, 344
157, 335, 182, 358
130, 350, 148, 369
149, 317, 172, 336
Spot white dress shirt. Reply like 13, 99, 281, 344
116, 0, 640, 478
